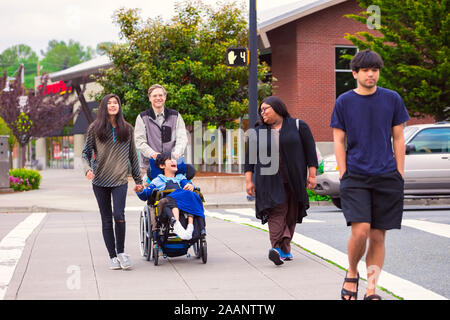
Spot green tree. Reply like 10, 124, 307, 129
40, 39, 95, 73
344, 0, 449, 121
97, 0, 271, 128
0, 66, 83, 167
96, 42, 114, 56
0, 44, 39, 89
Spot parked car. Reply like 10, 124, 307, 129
315, 122, 450, 208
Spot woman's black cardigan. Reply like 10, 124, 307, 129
244, 117, 318, 224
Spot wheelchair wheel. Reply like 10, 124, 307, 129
200, 238, 207, 264
139, 209, 150, 259
146, 234, 153, 262
153, 244, 159, 266
193, 241, 201, 258
146, 209, 153, 262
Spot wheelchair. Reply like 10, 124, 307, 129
139, 187, 207, 265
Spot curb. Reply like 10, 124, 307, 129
0, 206, 78, 213
204, 203, 255, 209
1, 199, 448, 214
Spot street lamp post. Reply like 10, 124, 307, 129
249, 0, 258, 129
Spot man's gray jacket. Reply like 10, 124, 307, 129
134, 107, 188, 169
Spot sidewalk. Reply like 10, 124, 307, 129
0, 169, 396, 300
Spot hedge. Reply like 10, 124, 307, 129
9, 168, 41, 191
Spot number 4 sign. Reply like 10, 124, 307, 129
226, 47, 249, 66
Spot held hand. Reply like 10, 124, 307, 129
246, 181, 255, 197
307, 176, 316, 190
151, 153, 160, 160
134, 184, 144, 193
183, 183, 194, 191
85, 170, 94, 180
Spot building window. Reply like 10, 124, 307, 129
335, 46, 357, 98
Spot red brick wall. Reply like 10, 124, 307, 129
268, 0, 432, 142
406, 115, 435, 125
268, 21, 298, 113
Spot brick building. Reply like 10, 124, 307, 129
259, 0, 432, 153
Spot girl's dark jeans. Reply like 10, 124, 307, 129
93, 183, 128, 258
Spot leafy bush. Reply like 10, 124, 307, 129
9, 168, 41, 191
307, 188, 331, 202
318, 160, 324, 175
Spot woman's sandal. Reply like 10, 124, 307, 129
364, 294, 382, 300
341, 272, 360, 300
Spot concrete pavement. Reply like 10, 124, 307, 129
0, 169, 397, 300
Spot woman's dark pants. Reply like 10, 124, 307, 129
93, 184, 128, 259
267, 183, 298, 253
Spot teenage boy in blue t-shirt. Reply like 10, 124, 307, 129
330, 50, 410, 300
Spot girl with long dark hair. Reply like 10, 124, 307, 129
82, 94, 144, 270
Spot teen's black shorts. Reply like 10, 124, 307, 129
339, 170, 404, 230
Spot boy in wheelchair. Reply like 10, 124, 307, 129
136, 152, 204, 240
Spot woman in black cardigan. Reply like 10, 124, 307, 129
245, 96, 318, 265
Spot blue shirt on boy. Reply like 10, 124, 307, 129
136, 173, 204, 218
330, 87, 410, 176
136, 173, 189, 201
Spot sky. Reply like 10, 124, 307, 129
0, 0, 301, 58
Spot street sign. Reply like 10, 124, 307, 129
226, 47, 248, 66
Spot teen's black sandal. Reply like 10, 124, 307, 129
341, 272, 360, 300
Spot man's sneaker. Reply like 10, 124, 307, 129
117, 253, 132, 270
109, 257, 121, 270
268, 248, 284, 266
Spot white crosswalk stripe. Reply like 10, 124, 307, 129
0, 212, 46, 300
402, 219, 450, 238
223, 208, 324, 223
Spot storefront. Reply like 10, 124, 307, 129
46, 136, 74, 169
34, 55, 112, 170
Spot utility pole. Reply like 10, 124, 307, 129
248, 0, 258, 129
74, 85, 94, 124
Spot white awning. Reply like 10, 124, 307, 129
49, 55, 113, 83
258, 0, 348, 49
